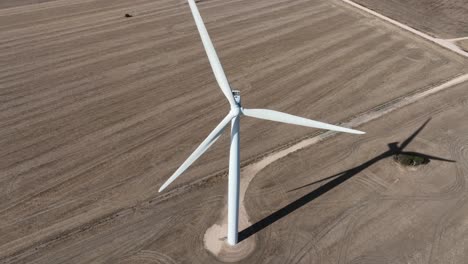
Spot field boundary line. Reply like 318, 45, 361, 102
339, 0, 468, 58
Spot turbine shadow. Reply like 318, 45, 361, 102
238, 118, 455, 242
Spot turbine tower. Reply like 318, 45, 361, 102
159, 0, 365, 246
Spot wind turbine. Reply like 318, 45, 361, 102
159, 0, 365, 246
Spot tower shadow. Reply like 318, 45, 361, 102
238, 118, 455, 242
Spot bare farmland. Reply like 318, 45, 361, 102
0, 0, 467, 263
458, 39, 468, 52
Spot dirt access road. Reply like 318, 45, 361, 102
352, 0, 468, 39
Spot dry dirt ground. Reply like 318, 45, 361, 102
458, 40, 468, 52
0, 0, 56, 9
239, 81, 468, 264
351, 0, 468, 39
1, 0, 468, 263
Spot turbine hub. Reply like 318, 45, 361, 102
230, 107, 240, 117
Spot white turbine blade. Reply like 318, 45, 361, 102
242, 108, 365, 134
159, 113, 234, 192
187, 0, 236, 107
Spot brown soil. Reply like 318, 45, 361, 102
458, 39, 468, 52
243, 81, 468, 263
0, 0, 58, 9
0, 0, 467, 263
351, 0, 468, 39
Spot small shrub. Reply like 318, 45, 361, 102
394, 154, 429, 166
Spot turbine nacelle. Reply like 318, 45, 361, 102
232, 90, 241, 105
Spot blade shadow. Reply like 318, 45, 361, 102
399, 118, 431, 150
401, 151, 455, 163
238, 153, 385, 242
286, 172, 348, 193
238, 118, 455, 242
